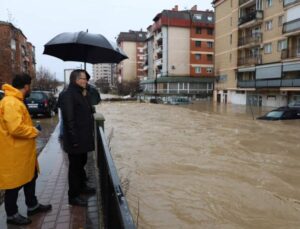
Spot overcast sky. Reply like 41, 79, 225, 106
1, 0, 213, 81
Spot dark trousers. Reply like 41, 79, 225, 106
68, 153, 87, 199
5, 174, 38, 216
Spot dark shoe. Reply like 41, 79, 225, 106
27, 204, 52, 216
69, 197, 87, 207
80, 186, 96, 195
7, 213, 32, 225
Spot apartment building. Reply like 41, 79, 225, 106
281, 0, 300, 104
93, 63, 117, 87
141, 5, 215, 97
116, 30, 147, 83
213, 0, 300, 107
0, 21, 36, 86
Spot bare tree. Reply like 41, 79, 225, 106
32, 66, 60, 92
117, 77, 140, 96
95, 78, 110, 94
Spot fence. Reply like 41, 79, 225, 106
94, 113, 135, 229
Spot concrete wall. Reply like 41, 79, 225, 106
214, 0, 238, 92
122, 41, 137, 82
167, 27, 190, 76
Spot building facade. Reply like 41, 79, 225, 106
213, 0, 300, 107
141, 5, 215, 98
93, 63, 117, 87
116, 30, 147, 83
0, 21, 36, 86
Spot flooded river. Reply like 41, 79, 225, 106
97, 101, 300, 229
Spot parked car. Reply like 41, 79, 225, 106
25, 91, 57, 117
0, 90, 4, 100
166, 96, 191, 105
288, 101, 300, 108
257, 107, 300, 120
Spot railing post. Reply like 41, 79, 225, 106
94, 113, 105, 130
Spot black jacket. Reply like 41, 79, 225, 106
60, 83, 94, 154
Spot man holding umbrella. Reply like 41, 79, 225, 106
60, 69, 95, 206
44, 31, 128, 206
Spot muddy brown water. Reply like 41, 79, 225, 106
97, 101, 300, 229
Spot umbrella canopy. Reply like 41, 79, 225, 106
43, 31, 128, 64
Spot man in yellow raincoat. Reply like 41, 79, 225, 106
0, 74, 52, 225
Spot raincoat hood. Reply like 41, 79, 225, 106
2, 84, 24, 101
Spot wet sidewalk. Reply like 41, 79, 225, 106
0, 126, 99, 229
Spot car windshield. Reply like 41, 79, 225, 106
28, 92, 44, 100
266, 111, 284, 118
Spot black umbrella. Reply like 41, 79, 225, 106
43, 31, 128, 64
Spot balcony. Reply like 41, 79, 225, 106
237, 80, 255, 88
238, 79, 300, 88
155, 32, 162, 41
281, 48, 300, 59
283, 18, 300, 35
239, 0, 255, 6
238, 33, 262, 46
281, 78, 300, 87
256, 79, 281, 88
239, 10, 263, 26
156, 45, 162, 53
155, 58, 162, 66
283, 0, 300, 7
238, 55, 262, 65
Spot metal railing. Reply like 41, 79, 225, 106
238, 33, 262, 46
237, 80, 256, 88
238, 10, 263, 26
281, 79, 300, 87
283, 18, 300, 34
281, 48, 300, 59
238, 55, 262, 65
237, 79, 300, 88
94, 113, 135, 229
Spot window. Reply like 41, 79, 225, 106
266, 0, 272, 8
194, 14, 202, 20
207, 28, 214, 35
207, 16, 213, 22
207, 42, 213, 48
195, 67, 201, 73
278, 15, 284, 26
277, 40, 287, 51
196, 27, 202, 34
195, 54, 201, 60
195, 41, 201, 47
264, 43, 272, 54
230, 34, 232, 44
206, 67, 213, 73
10, 39, 16, 50
265, 20, 273, 31
207, 54, 213, 61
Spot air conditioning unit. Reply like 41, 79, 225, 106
260, 44, 264, 49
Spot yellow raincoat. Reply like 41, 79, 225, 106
0, 84, 39, 189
